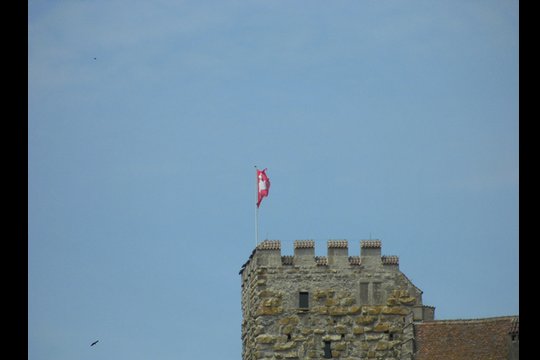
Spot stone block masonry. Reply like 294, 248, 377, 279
240, 239, 435, 360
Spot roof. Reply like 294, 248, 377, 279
414, 316, 519, 360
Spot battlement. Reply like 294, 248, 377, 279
240, 239, 400, 273
361, 239, 381, 248
256, 239, 281, 250
382, 255, 399, 265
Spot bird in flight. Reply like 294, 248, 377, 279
91, 340, 99, 346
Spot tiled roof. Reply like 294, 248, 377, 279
327, 240, 348, 248
257, 240, 281, 250
381, 255, 399, 265
361, 240, 381, 248
315, 256, 328, 266
414, 316, 518, 360
294, 240, 315, 248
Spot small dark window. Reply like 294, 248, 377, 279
287, 334, 291, 341
324, 341, 332, 358
389, 333, 394, 341
299, 292, 309, 308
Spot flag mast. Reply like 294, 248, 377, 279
255, 165, 259, 247
254, 166, 270, 248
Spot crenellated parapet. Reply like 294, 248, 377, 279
294, 240, 315, 248
257, 239, 281, 250
382, 255, 399, 265
240, 239, 401, 272
361, 239, 382, 248
328, 239, 348, 248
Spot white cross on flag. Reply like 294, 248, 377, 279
257, 168, 270, 208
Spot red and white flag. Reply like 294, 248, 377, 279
257, 168, 270, 208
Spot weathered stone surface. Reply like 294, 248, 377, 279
240, 240, 431, 360
373, 322, 391, 332
281, 324, 295, 334
399, 296, 417, 305
257, 306, 284, 316
323, 335, 342, 341
256, 334, 278, 344
366, 334, 384, 341
363, 306, 383, 315
355, 315, 376, 325
273, 341, 296, 351
313, 306, 328, 314
329, 306, 349, 316
335, 324, 348, 334
325, 298, 338, 306
279, 316, 299, 325
340, 297, 355, 306
306, 350, 319, 358
386, 297, 399, 306
262, 298, 281, 306
381, 306, 409, 315
259, 289, 278, 298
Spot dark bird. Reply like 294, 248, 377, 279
93, 57, 97, 60
91, 340, 99, 346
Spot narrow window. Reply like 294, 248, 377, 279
360, 282, 369, 304
324, 341, 332, 358
299, 291, 309, 308
373, 282, 382, 303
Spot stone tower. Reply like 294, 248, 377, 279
239, 239, 435, 360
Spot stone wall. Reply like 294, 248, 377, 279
240, 239, 435, 360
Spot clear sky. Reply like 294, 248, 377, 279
28, 1, 519, 359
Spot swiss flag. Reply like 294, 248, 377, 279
257, 168, 270, 208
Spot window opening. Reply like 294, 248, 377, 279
324, 341, 332, 358
360, 282, 369, 304
373, 282, 382, 303
299, 292, 309, 308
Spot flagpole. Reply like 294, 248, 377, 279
255, 165, 259, 248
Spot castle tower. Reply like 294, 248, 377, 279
239, 239, 435, 360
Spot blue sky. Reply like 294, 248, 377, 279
28, 1, 518, 359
